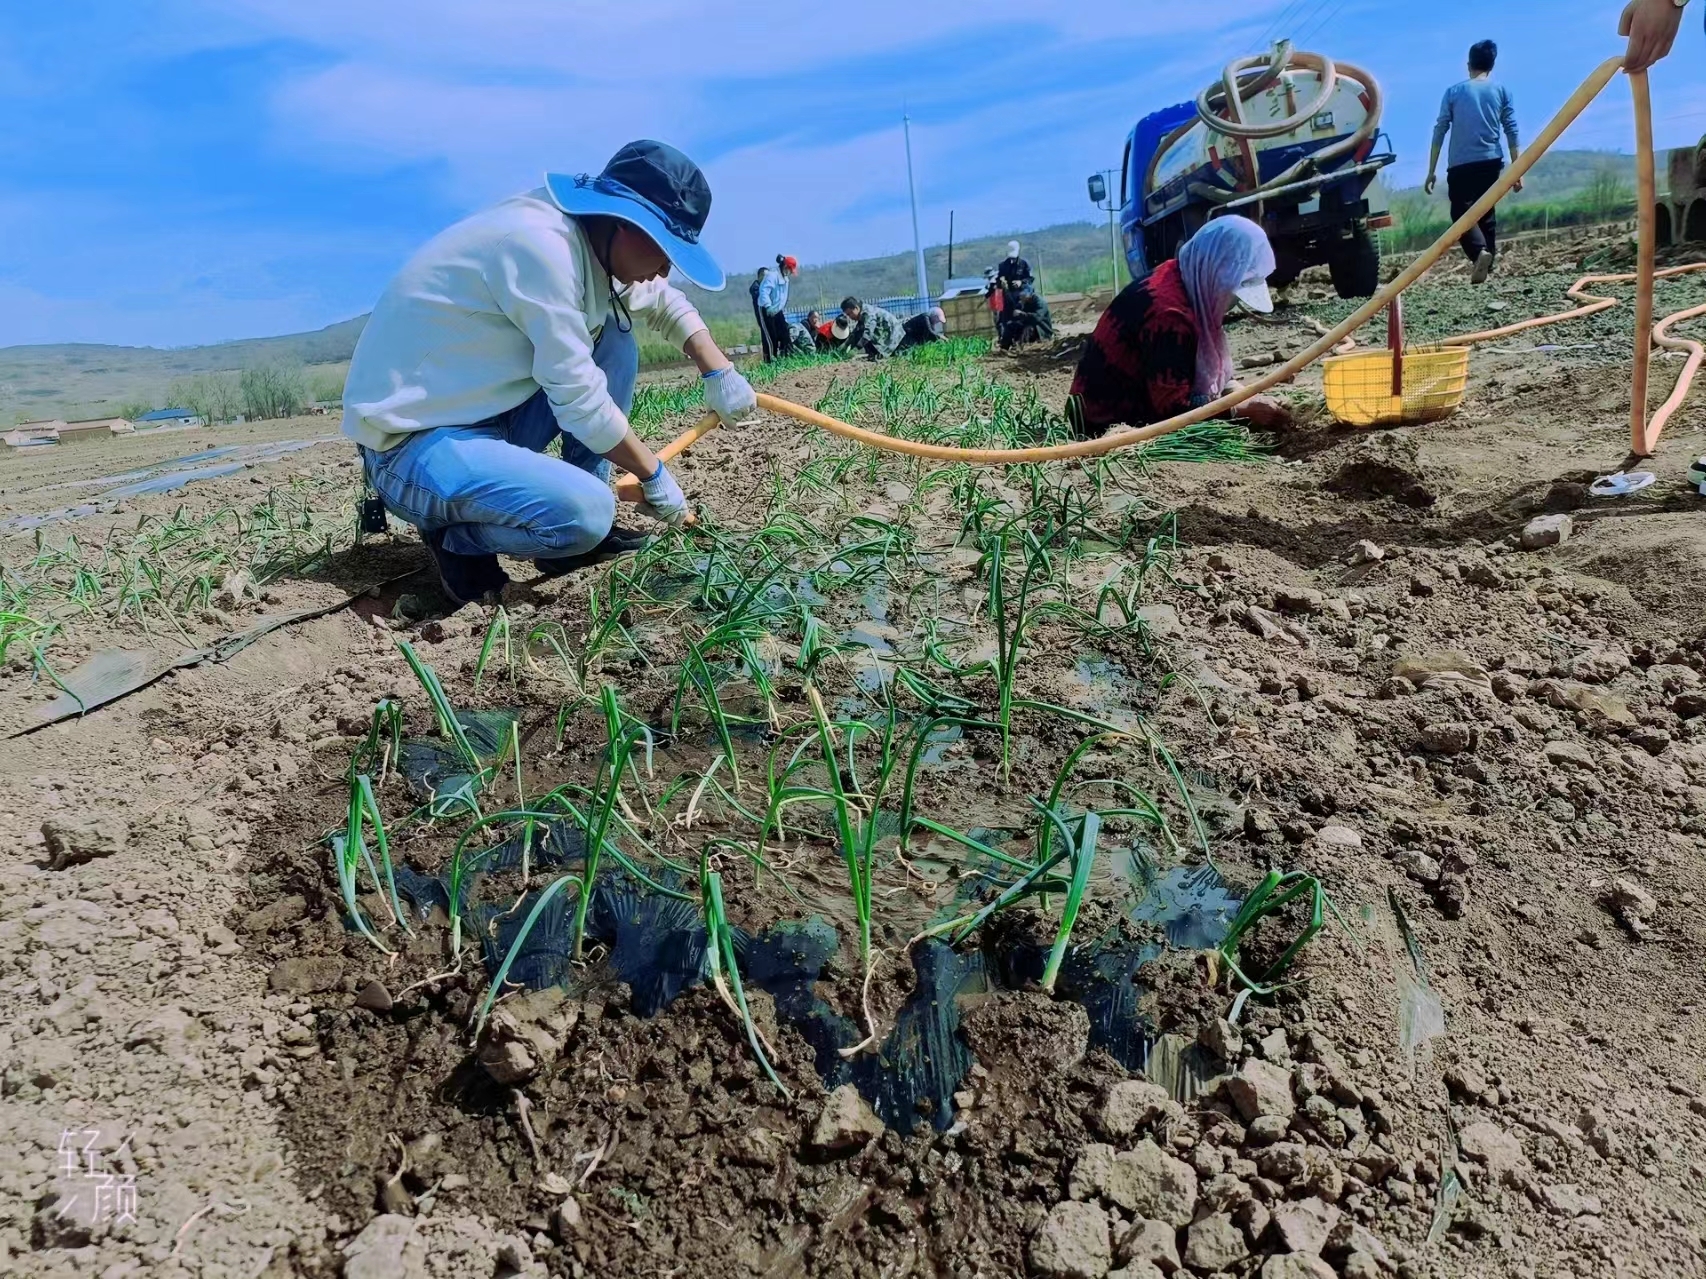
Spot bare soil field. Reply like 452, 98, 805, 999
2, 226, 1705, 1279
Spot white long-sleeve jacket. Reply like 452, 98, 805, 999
341, 188, 707, 454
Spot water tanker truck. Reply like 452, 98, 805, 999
1100, 41, 1395, 299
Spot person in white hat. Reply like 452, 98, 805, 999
1066, 215, 1290, 436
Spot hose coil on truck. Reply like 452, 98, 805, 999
1120, 41, 1395, 298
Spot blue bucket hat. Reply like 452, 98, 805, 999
546, 140, 724, 291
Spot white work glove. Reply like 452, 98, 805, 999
639, 462, 689, 527
701, 366, 757, 427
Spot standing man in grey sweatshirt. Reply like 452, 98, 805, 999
1424, 40, 1521, 284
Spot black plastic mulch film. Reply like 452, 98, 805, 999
388, 809, 1243, 1135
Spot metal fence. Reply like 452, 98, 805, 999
783, 294, 937, 325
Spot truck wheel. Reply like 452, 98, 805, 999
1329, 229, 1379, 299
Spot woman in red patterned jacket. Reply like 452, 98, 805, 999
1066, 215, 1290, 437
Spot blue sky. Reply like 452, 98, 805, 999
2, 0, 1702, 348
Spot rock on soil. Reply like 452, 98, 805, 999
1604, 877, 1658, 935
1030, 1199, 1112, 1279
1521, 513, 1574, 549
1115, 1218, 1179, 1272
1270, 1197, 1340, 1254
1183, 1212, 1248, 1272
1459, 1120, 1531, 1188
1261, 1256, 1337, 1279
809, 1083, 885, 1154
1104, 1138, 1198, 1227
1315, 824, 1362, 850
40, 813, 128, 868
1225, 1057, 1296, 1121
1095, 1079, 1171, 1139
1418, 722, 1473, 755
342, 1213, 428, 1279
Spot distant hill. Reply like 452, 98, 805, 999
0, 150, 1647, 421
0, 317, 367, 424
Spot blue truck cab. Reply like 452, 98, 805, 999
1119, 93, 1395, 299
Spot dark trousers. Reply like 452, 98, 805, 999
753, 306, 791, 362
1447, 159, 1503, 262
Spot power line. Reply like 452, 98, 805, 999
1255, 0, 1318, 51
1295, 0, 1353, 52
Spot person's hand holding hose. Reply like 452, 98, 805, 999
702, 366, 757, 427
1621, 0, 1686, 71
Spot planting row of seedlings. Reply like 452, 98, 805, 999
317, 340, 1338, 1131
0, 471, 358, 685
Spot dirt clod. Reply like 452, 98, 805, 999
1520, 513, 1574, 549
809, 1082, 885, 1155
268, 955, 345, 994
1261, 1254, 1337, 1279
1226, 1058, 1297, 1122
341, 1213, 427, 1279
1096, 1079, 1172, 1140
1105, 1138, 1198, 1228
40, 813, 128, 868
1115, 1217, 1180, 1272
1183, 1211, 1249, 1272
1270, 1197, 1340, 1254
1030, 1199, 1113, 1279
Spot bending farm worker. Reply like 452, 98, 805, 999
995, 240, 1033, 292
342, 139, 757, 606
802, 308, 835, 352
895, 306, 947, 354
1425, 40, 1522, 284
1065, 215, 1290, 437
833, 296, 903, 360
751, 253, 799, 361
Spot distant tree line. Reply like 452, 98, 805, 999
165, 363, 345, 425
1383, 162, 1635, 254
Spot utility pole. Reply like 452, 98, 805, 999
903, 112, 930, 303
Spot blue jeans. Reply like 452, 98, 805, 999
364, 322, 637, 558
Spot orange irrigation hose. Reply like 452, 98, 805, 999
619, 58, 1694, 492
1440, 263, 1706, 348
1647, 302, 1706, 453
1631, 69, 1658, 452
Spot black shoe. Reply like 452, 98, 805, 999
424, 527, 509, 606
534, 527, 651, 578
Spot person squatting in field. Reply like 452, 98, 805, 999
1065, 215, 1291, 437
833, 296, 904, 360
341, 140, 757, 605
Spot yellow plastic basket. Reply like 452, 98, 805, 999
1321, 346, 1469, 427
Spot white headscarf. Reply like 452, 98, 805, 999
1006, 240, 1021, 258
1176, 216, 1275, 399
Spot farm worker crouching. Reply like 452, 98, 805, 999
894, 306, 947, 354
341, 140, 757, 606
995, 239, 1034, 303
801, 309, 837, 352
751, 254, 799, 361
833, 296, 903, 361
1424, 40, 1521, 284
1065, 215, 1291, 438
